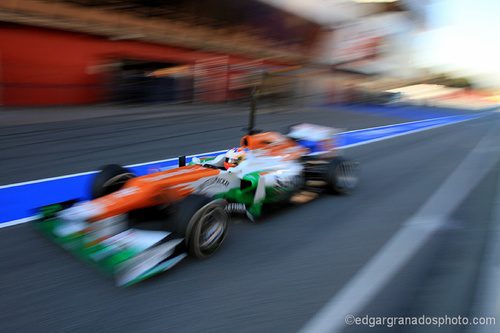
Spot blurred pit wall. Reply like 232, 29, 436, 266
0, 23, 399, 107
0, 25, 293, 106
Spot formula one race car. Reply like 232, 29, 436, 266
35, 122, 358, 286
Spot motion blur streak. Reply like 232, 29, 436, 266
300, 115, 500, 333
1, 0, 500, 330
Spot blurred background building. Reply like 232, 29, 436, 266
0, 0, 496, 107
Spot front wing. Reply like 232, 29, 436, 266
34, 201, 187, 286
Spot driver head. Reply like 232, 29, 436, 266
224, 147, 247, 169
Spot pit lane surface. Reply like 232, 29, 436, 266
0, 104, 498, 333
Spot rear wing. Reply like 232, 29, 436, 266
287, 123, 341, 155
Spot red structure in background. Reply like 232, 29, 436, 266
194, 56, 229, 103
0, 25, 272, 106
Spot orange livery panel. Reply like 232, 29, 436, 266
90, 165, 221, 221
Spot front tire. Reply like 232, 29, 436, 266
91, 164, 136, 199
171, 195, 228, 259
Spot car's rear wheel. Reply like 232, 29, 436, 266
171, 195, 228, 259
91, 164, 136, 199
325, 157, 358, 194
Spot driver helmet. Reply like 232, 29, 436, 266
224, 147, 247, 169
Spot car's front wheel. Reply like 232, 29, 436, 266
171, 195, 228, 259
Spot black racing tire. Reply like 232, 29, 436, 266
325, 157, 359, 194
91, 164, 136, 199
171, 195, 228, 259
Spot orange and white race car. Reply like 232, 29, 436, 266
36, 123, 358, 286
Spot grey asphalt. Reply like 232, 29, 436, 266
0, 102, 440, 185
0, 103, 498, 333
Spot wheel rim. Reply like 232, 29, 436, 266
198, 206, 227, 251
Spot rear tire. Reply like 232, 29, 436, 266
171, 195, 228, 259
91, 164, 136, 199
325, 157, 358, 194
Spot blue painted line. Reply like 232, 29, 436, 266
0, 153, 222, 225
322, 103, 480, 121
338, 114, 481, 147
0, 113, 484, 226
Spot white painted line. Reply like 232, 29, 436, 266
0, 170, 97, 190
299, 119, 500, 333
0, 216, 39, 228
0, 149, 227, 190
